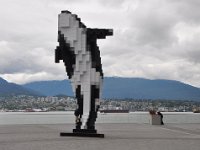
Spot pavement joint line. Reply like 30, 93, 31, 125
160, 126, 200, 136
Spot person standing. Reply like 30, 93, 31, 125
157, 111, 164, 125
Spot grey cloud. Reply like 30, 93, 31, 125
127, 1, 178, 48
97, 0, 126, 7
178, 41, 200, 64
1, 0, 200, 87
170, 0, 200, 24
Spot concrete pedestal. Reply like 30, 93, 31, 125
60, 129, 104, 138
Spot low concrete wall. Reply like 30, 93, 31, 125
150, 114, 161, 125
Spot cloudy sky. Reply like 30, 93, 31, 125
0, 0, 200, 87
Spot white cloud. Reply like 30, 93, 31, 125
0, 0, 200, 87
1, 72, 66, 84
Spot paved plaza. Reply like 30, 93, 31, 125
0, 123, 200, 150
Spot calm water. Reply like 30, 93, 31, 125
0, 111, 200, 125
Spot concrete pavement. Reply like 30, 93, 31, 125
0, 123, 200, 150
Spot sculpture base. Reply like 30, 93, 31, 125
60, 129, 104, 138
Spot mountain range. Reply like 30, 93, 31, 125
1, 77, 200, 101
0, 77, 41, 96
23, 77, 200, 101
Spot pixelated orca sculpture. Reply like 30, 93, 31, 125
55, 10, 113, 138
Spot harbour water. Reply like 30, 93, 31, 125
0, 111, 200, 125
